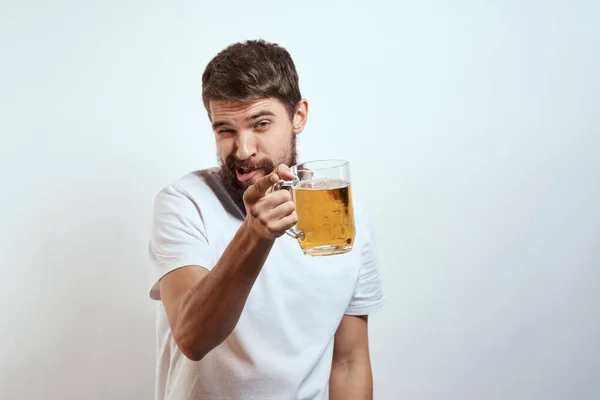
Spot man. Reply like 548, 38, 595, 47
148, 39, 385, 400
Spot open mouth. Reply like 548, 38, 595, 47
235, 167, 260, 182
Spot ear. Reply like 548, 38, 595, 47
292, 99, 309, 134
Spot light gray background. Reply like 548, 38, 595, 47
1, 1, 599, 399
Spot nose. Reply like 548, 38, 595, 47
235, 130, 257, 161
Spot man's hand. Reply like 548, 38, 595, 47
157, 164, 298, 361
243, 164, 298, 240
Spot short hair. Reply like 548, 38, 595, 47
202, 39, 302, 119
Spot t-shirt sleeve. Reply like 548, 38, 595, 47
345, 210, 386, 315
148, 184, 216, 300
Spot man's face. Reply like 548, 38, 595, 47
209, 97, 307, 209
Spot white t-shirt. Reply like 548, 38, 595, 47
148, 168, 385, 400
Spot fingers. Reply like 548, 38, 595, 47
266, 200, 296, 221
244, 164, 295, 203
246, 190, 292, 218
242, 165, 299, 239
274, 164, 295, 181
244, 173, 279, 202
267, 212, 299, 235
261, 189, 292, 209
260, 204, 298, 234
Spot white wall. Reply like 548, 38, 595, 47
1, 1, 598, 399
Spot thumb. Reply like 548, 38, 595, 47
274, 164, 295, 181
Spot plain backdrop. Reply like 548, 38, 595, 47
1, 1, 599, 399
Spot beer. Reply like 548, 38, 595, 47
273, 159, 355, 257
292, 178, 355, 256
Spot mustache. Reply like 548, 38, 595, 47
223, 156, 275, 171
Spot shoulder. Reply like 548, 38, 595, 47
157, 168, 220, 197
352, 194, 374, 230
151, 168, 229, 223
153, 167, 224, 206
350, 193, 379, 254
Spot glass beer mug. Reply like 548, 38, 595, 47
273, 159, 355, 256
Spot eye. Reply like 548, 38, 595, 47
255, 120, 271, 130
218, 129, 235, 135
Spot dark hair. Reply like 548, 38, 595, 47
202, 39, 302, 119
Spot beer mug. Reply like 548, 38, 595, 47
273, 159, 355, 256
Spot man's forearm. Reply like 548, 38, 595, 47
330, 359, 373, 400
173, 220, 274, 361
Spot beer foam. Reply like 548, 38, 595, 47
297, 178, 350, 190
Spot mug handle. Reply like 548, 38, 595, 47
272, 179, 305, 240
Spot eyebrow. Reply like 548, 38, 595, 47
212, 120, 229, 130
248, 110, 276, 120
211, 109, 276, 131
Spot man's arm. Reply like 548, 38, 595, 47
159, 167, 296, 362
329, 315, 373, 400
159, 221, 273, 361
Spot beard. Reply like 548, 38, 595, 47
217, 134, 297, 212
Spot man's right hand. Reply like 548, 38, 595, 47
159, 167, 298, 362
242, 165, 298, 240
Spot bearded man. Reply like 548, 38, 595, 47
148, 39, 385, 400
